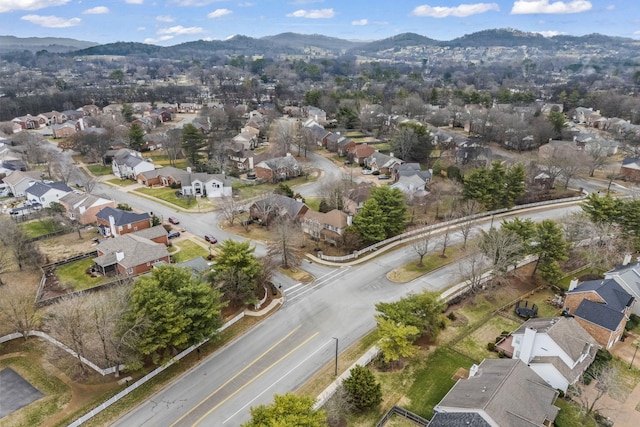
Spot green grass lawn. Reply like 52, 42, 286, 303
304, 196, 321, 211
554, 398, 597, 427
233, 174, 318, 199
55, 258, 113, 291
405, 348, 476, 419
135, 187, 211, 209
171, 240, 210, 263
86, 164, 113, 176
107, 178, 135, 187
21, 219, 68, 238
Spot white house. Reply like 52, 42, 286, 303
111, 149, 154, 180
507, 317, 599, 392
181, 171, 233, 198
25, 181, 73, 208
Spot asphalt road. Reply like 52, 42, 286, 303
110, 201, 582, 427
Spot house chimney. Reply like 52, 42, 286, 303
109, 215, 116, 237
249, 157, 254, 170
187, 166, 192, 174
115, 250, 124, 262
390, 152, 394, 158
623, 253, 632, 266
286, 152, 292, 157
520, 327, 537, 363
347, 213, 353, 226
568, 277, 579, 292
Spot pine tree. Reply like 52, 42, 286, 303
342, 365, 382, 412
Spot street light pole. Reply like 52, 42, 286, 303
332, 337, 339, 376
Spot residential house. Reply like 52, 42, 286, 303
303, 119, 331, 146
102, 104, 122, 116
564, 277, 635, 349
51, 122, 77, 139
343, 182, 374, 215
110, 149, 155, 179
574, 107, 601, 125
391, 163, 432, 196
497, 317, 599, 392
62, 110, 84, 121
254, 153, 302, 183
78, 104, 100, 117
58, 193, 115, 225
325, 133, 341, 151
301, 209, 350, 245
12, 114, 41, 130
226, 143, 255, 173
40, 110, 66, 125
2, 170, 42, 197
250, 194, 309, 225
25, 181, 73, 208
336, 137, 355, 157
364, 151, 403, 175
304, 106, 327, 124
430, 359, 559, 427
348, 144, 376, 164
137, 166, 232, 198
96, 206, 152, 237
232, 130, 258, 150
620, 157, 640, 182
92, 228, 169, 276
603, 256, 640, 316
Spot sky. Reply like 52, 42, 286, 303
0, 0, 638, 46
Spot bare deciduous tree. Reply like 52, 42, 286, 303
568, 365, 619, 420
219, 196, 243, 226
456, 199, 481, 249
272, 119, 298, 157
45, 296, 92, 376
267, 217, 302, 269
478, 227, 524, 284
457, 248, 490, 293
0, 281, 41, 339
412, 231, 432, 267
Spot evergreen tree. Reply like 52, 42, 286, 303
182, 123, 205, 166
342, 365, 382, 412
128, 123, 145, 152
211, 239, 262, 305
352, 198, 386, 244
369, 186, 408, 237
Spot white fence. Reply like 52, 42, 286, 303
317, 195, 585, 262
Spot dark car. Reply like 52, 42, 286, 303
168, 216, 180, 224
204, 234, 218, 244
168, 230, 181, 239
378, 175, 391, 180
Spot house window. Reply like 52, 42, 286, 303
134, 226, 138, 231
127, 268, 133, 274
213, 183, 220, 188
146, 262, 150, 266
118, 226, 123, 231
128, 224, 132, 229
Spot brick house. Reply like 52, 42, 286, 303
137, 166, 232, 198
250, 194, 308, 226
301, 209, 350, 245
96, 207, 152, 237
564, 278, 635, 349
51, 122, 77, 139
58, 193, 116, 225
254, 153, 302, 183
92, 227, 169, 277
620, 157, 640, 182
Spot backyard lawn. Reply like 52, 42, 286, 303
21, 219, 68, 238
55, 258, 112, 291
451, 315, 522, 361
86, 164, 113, 176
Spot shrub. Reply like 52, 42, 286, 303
626, 314, 640, 331
447, 312, 456, 321
342, 365, 382, 412
487, 342, 496, 351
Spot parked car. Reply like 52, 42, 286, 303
204, 234, 218, 244
175, 190, 183, 197
168, 230, 181, 239
362, 169, 373, 175
378, 175, 391, 180
168, 216, 180, 224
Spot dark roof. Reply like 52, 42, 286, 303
176, 256, 210, 275
429, 412, 491, 427
26, 181, 72, 198
252, 194, 307, 219
574, 299, 625, 331
569, 279, 634, 312
96, 207, 150, 226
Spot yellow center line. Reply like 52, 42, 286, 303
192, 331, 320, 427
169, 326, 301, 427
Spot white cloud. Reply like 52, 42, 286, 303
286, 8, 335, 18
83, 6, 109, 15
208, 8, 232, 18
0, 0, 70, 13
535, 30, 565, 37
352, 19, 368, 26
156, 15, 175, 22
411, 3, 500, 18
157, 25, 204, 35
144, 35, 174, 43
510, 0, 592, 15
125, 0, 144, 4
137, 26, 146, 31
238, 2, 254, 6
606, 5, 615, 11
169, 0, 222, 5
290, 0, 324, 4
21, 14, 81, 28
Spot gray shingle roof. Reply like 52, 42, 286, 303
435, 359, 559, 427
429, 412, 491, 427
574, 300, 625, 331
568, 278, 634, 331
26, 181, 72, 198
96, 207, 150, 226
94, 233, 168, 269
